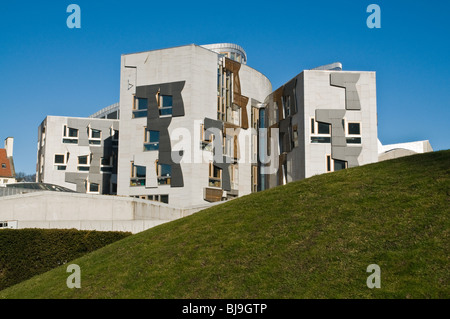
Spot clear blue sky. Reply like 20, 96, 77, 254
0, 0, 448, 174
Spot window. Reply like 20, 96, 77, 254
209, 163, 222, 188
1, 164, 6, 169
54, 154, 65, 164
334, 159, 348, 171
346, 122, 362, 144
144, 129, 160, 151
100, 157, 113, 173
158, 94, 173, 117
78, 155, 90, 172
111, 128, 119, 141
156, 161, 171, 185
139, 194, 169, 204
88, 127, 102, 145
200, 124, 214, 151
130, 162, 146, 186
292, 124, 299, 148
310, 118, 331, 144
318, 122, 331, 135
54, 153, 68, 170
63, 126, 79, 144
86, 181, 100, 194
326, 155, 332, 172
132, 96, 148, 119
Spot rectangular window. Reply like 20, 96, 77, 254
230, 164, 239, 190
54, 154, 65, 164
78, 156, 89, 165
158, 95, 173, 117
144, 129, 160, 151
100, 157, 113, 174
346, 122, 361, 144
317, 122, 331, 135
86, 182, 99, 194
252, 165, 258, 193
326, 155, 332, 172
334, 160, 348, 171
62, 126, 79, 144
292, 125, 299, 148
311, 118, 331, 144
209, 163, 222, 188
130, 162, 146, 187
132, 96, 148, 119
348, 123, 361, 135
156, 162, 171, 185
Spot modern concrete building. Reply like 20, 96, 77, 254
257, 66, 379, 190
36, 115, 119, 194
0, 137, 16, 187
117, 43, 272, 205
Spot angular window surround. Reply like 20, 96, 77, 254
54, 154, 66, 165
310, 117, 331, 144
62, 125, 79, 144
100, 156, 113, 174
77, 155, 90, 172
230, 164, 239, 190
326, 155, 348, 172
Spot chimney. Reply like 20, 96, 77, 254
5, 137, 13, 158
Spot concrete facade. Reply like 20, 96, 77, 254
259, 69, 378, 190
36, 116, 119, 194
117, 44, 272, 206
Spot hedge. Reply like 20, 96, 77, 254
0, 228, 131, 291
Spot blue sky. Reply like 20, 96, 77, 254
0, 0, 449, 174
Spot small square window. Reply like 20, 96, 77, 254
318, 122, 331, 135
2, 163, 6, 169
54, 155, 65, 164
348, 123, 361, 135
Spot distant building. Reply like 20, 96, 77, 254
36, 116, 119, 194
0, 137, 16, 187
378, 139, 433, 162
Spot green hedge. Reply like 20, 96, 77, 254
0, 228, 131, 291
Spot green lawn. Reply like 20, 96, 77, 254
1, 150, 449, 299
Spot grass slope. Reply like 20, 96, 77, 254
1, 151, 449, 299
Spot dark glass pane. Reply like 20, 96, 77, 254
334, 160, 347, 171
133, 110, 148, 118
160, 164, 171, 177
78, 166, 90, 171
63, 138, 78, 144
91, 129, 101, 139
68, 128, 78, 137
55, 155, 65, 164
346, 137, 362, 144
135, 165, 146, 178
100, 167, 113, 173
144, 143, 159, 151
327, 156, 331, 172
78, 156, 88, 165
311, 136, 331, 143
348, 123, 361, 135
101, 158, 110, 166
89, 140, 101, 145
136, 98, 148, 110
159, 107, 173, 116
149, 130, 160, 143
311, 118, 315, 134
57, 166, 67, 171
160, 195, 169, 204
318, 122, 330, 134
161, 95, 172, 107
90, 183, 99, 192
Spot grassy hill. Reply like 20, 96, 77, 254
1, 150, 449, 299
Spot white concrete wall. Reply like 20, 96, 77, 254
0, 192, 216, 234
303, 70, 378, 178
